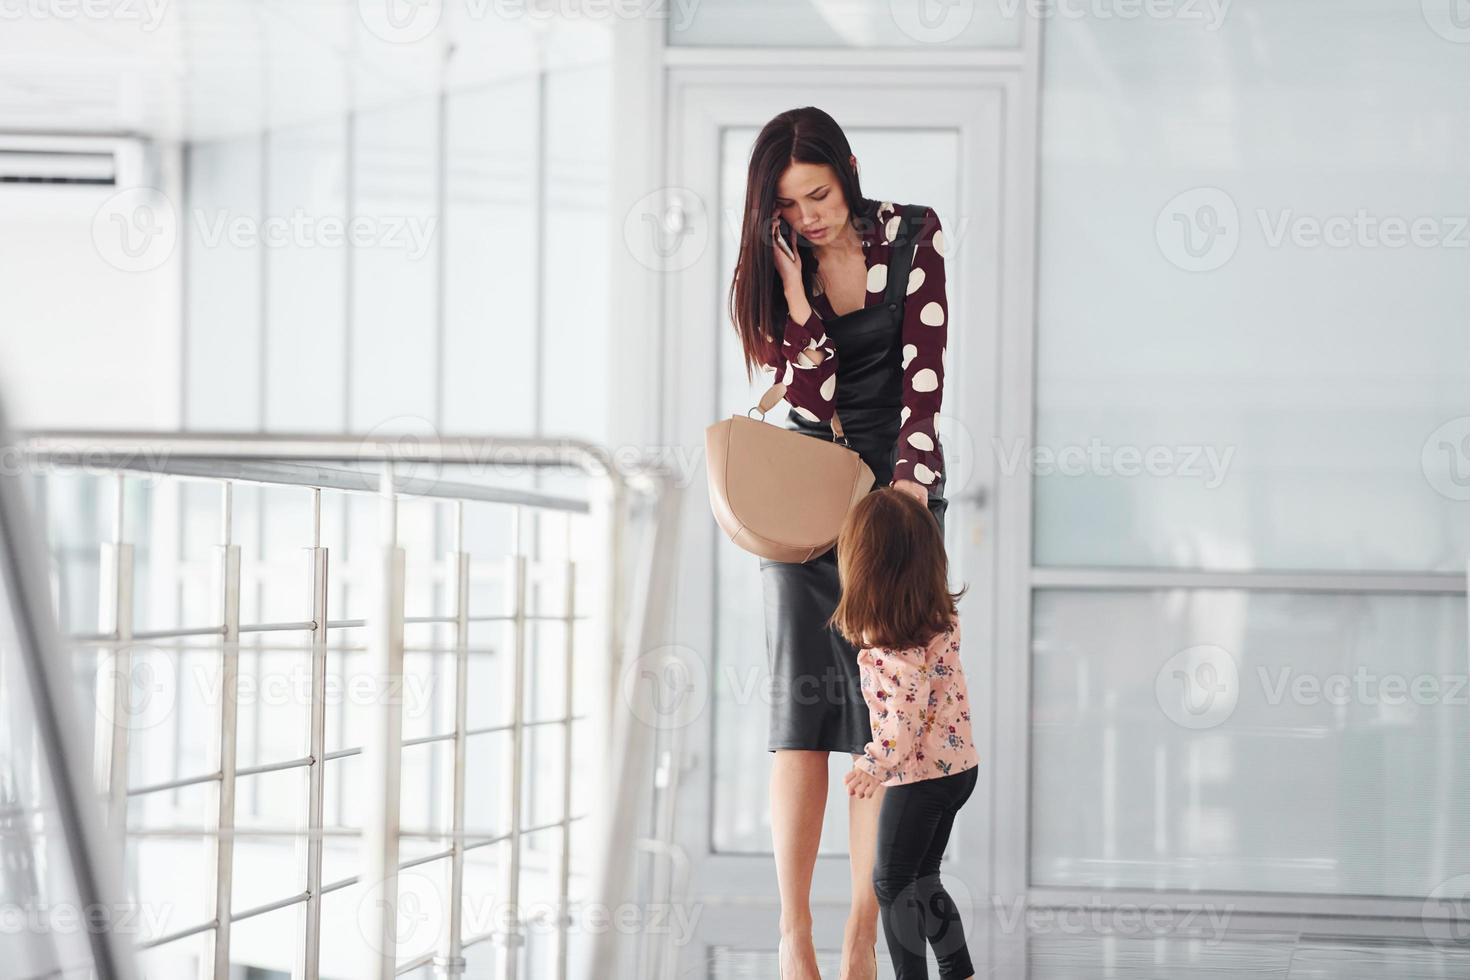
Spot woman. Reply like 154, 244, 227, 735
727, 106, 951, 980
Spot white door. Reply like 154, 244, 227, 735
661, 67, 1034, 969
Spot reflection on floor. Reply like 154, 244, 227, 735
708, 924, 1470, 978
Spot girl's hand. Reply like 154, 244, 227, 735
771, 216, 803, 293
845, 767, 884, 799
891, 478, 927, 508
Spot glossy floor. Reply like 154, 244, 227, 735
704, 922, 1470, 978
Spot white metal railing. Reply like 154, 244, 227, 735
0, 419, 689, 980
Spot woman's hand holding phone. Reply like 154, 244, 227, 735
770, 216, 822, 366
770, 216, 802, 292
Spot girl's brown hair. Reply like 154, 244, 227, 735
726, 106, 877, 385
830, 488, 967, 652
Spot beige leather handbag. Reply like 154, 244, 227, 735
705, 380, 875, 563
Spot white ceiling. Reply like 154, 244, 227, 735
0, 0, 611, 142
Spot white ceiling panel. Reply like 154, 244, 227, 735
0, 0, 611, 141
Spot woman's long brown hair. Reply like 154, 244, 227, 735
727, 106, 874, 384
830, 488, 968, 652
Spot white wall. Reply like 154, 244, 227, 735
0, 145, 184, 431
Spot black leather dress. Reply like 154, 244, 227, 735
759, 206, 948, 754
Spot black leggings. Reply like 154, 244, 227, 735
871, 765, 979, 980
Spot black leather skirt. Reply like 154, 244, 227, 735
759, 296, 947, 754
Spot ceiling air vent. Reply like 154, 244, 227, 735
0, 147, 117, 185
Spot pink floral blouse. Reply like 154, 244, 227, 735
853, 614, 977, 787
763, 198, 949, 490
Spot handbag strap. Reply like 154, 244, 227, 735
751, 381, 848, 442
753, 204, 928, 444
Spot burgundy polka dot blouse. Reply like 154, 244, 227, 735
767, 200, 948, 489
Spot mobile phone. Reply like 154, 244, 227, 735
772, 217, 797, 262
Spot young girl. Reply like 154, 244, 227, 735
829, 486, 979, 980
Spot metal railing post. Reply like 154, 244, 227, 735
204, 481, 241, 980
582, 477, 684, 980
93, 475, 133, 841
436, 502, 469, 980
363, 469, 407, 978
577, 474, 620, 980
299, 487, 329, 980
495, 511, 529, 980
554, 558, 577, 980
600, 480, 626, 742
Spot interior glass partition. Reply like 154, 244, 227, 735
1031, 0, 1470, 898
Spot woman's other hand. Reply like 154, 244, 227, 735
891, 478, 927, 508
